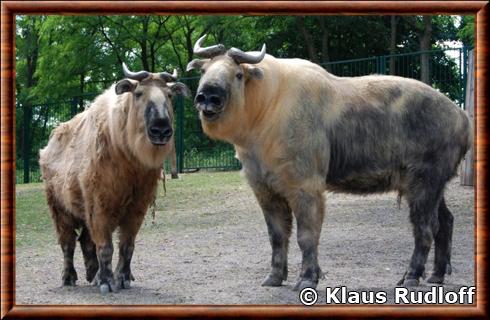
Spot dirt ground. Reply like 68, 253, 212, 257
15, 173, 475, 305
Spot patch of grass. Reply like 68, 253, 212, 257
15, 171, 248, 247
15, 183, 56, 247
146, 170, 249, 232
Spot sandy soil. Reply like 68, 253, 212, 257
16, 176, 474, 305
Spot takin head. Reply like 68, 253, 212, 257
114, 63, 190, 168
186, 35, 266, 123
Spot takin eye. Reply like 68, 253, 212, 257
236, 72, 243, 80
134, 91, 143, 99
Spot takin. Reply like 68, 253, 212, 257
39, 63, 189, 294
186, 35, 472, 291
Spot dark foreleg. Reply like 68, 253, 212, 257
290, 189, 325, 291
88, 210, 116, 294
78, 226, 99, 282
254, 187, 293, 287
94, 239, 115, 294
114, 211, 146, 290
427, 197, 454, 284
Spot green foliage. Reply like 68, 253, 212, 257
16, 15, 472, 106
458, 16, 475, 46
15, 15, 473, 183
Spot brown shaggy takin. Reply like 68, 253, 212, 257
39, 64, 189, 294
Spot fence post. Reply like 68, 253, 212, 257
460, 49, 474, 186
462, 47, 468, 110
22, 104, 31, 183
176, 95, 184, 173
379, 56, 387, 74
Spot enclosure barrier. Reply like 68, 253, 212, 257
16, 47, 471, 183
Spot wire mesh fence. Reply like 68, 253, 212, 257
16, 47, 470, 183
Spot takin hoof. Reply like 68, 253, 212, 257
427, 264, 452, 284
98, 279, 118, 295
397, 270, 424, 287
86, 264, 99, 283
293, 279, 318, 292
397, 274, 420, 287
114, 272, 135, 290
100, 284, 110, 295
402, 279, 420, 287
261, 274, 284, 287
92, 271, 118, 294
62, 270, 78, 286
427, 274, 445, 284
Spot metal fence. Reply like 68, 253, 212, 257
16, 47, 470, 183
173, 83, 241, 173
321, 47, 468, 106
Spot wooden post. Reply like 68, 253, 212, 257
170, 138, 178, 179
460, 49, 474, 186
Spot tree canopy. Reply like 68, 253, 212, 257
16, 15, 472, 105
15, 15, 474, 182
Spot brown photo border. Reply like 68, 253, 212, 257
1, 1, 488, 318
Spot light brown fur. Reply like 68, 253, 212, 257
40, 77, 176, 291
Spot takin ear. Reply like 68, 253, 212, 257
169, 82, 191, 98
115, 79, 138, 95
186, 59, 206, 72
245, 66, 264, 80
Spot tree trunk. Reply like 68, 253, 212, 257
185, 29, 194, 64
420, 16, 432, 84
318, 17, 331, 71
22, 104, 32, 183
79, 72, 85, 111
40, 104, 50, 142
297, 17, 318, 63
389, 16, 398, 75
21, 17, 42, 183
140, 18, 150, 71
25, 18, 40, 88
150, 42, 156, 72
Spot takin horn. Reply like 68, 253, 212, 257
193, 34, 226, 58
159, 69, 178, 82
122, 62, 150, 81
227, 44, 266, 65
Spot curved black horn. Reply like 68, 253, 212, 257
159, 69, 178, 82
193, 34, 226, 58
227, 44, 266, 65
122, 62, 150, 81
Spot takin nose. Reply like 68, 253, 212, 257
195, 85, 227, 110
148, 118, 173, 139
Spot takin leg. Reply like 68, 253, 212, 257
87, 210, 117, 294
58, 228, 78, 286
399, 183, 443, 287
427, 197, 454, 284
113, 211, 146, 290
253, 186, 293, 287
290, 189, 325, 291
93, 235, 115, 294
78, 226, 99, 282
46, 194, 78, 286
